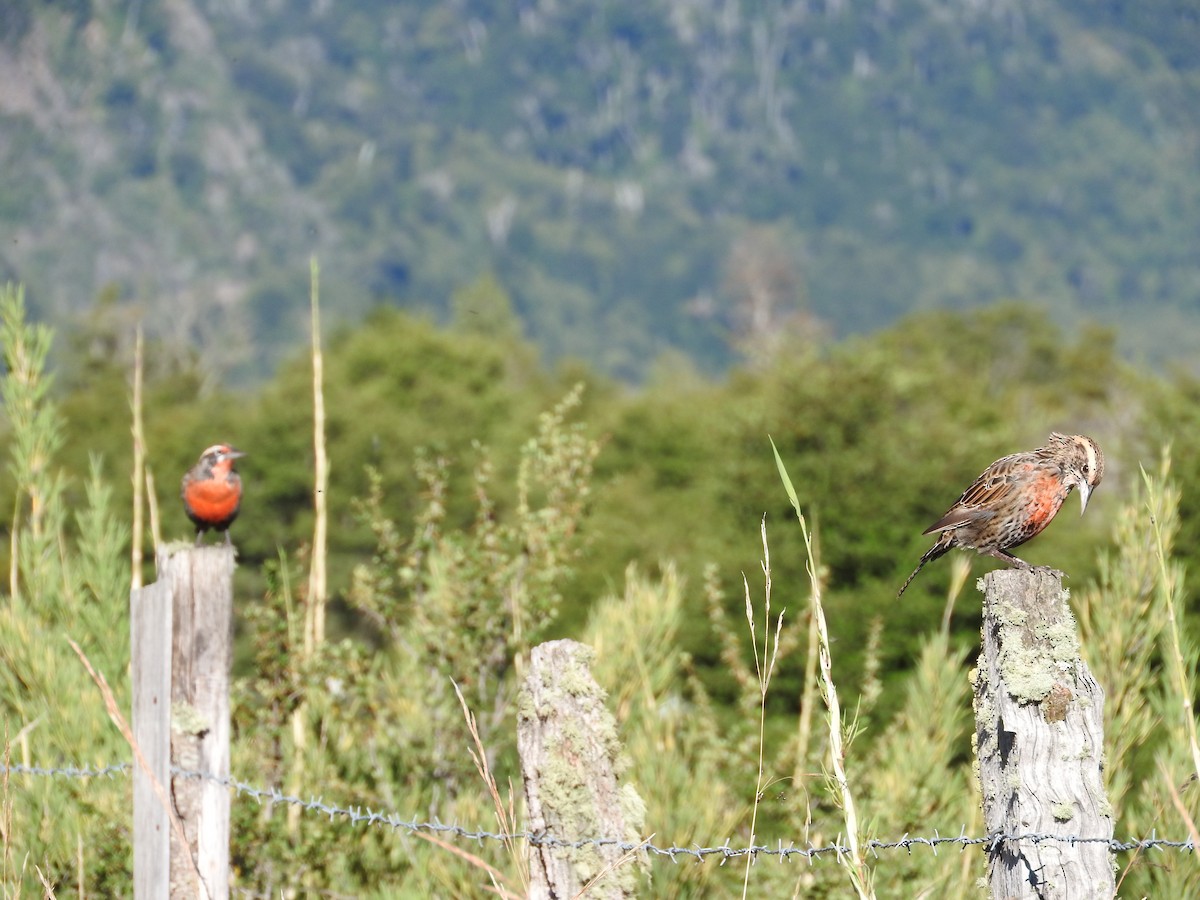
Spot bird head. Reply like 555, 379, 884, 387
198, 444, 246, 473
1049, 433, 1104, 515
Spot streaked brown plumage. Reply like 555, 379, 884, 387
897, 433, 1104, 598
181, 444, 245, 546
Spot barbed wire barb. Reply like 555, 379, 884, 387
2, 763, 1195, 860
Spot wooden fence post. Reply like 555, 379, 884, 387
517, 640, 646, 899
131, 545, 235, 900
131, 564, 172, 898
973, 568, 1114, 899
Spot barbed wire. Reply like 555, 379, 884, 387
3, 762, 132, 780
3, 763, 1194, 862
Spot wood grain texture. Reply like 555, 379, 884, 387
131, 571, 172, 899
974, 568, 1114, 899
167, 545, 235, 900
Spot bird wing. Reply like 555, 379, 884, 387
922, 505, 994, 535
921, 452, 1031, 535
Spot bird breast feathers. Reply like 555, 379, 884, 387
186, 477, 240, 505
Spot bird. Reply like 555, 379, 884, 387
181, 444, 246, 546
897, 433, 1104, 598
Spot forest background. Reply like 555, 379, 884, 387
3, 0, 1200, 896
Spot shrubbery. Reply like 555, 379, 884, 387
2, 286, 1199, 894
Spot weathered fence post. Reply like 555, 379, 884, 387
517, 640, 646, 899
131, 564, 172, 898
973, 568, 1114, 899
131, 545, 235, 900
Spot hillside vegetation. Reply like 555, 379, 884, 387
1, 1, 1199, 380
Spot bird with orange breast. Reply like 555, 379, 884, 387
181, 444, 246, 546
898, 433, 1103, 598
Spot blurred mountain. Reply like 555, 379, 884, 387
1, 0, 1198, 381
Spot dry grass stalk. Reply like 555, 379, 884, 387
771, 437, 874, 899
741, 515, 785, 899
453, 680, 529, 895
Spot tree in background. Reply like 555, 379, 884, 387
721, 224, 826, 365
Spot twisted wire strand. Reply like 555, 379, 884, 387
3, 763, 1194, 860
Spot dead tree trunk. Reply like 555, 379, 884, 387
973, 568, 1114, 899
517, 640, 646, 900
131, 545, 235, 900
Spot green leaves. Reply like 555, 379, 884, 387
8, 285, 1200, 894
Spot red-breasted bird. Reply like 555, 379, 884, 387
181, 444, 246, 546
897, 433, 1104, 598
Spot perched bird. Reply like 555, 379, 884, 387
181, 444, 246, 546
897, 433, 1104, 598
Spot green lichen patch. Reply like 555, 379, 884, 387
1034, 616, 1081, 663
994, 590, 1082, 705
559, 649, 601, 698
171, 701, 209, 735
996, 602, 1029, 627
999, 636, 1057, 703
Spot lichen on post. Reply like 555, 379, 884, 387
518, 639, 647, 899
972, 568, 1114, 899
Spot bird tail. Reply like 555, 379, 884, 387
897, 539, 952, 599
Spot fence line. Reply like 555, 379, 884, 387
3, 763, 1194, 863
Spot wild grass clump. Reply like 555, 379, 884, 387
0, 285, 131, 896
1077, 453, 1200, 896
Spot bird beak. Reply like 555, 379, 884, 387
228, 450, 247, 460
1077, 481, 1091, 515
